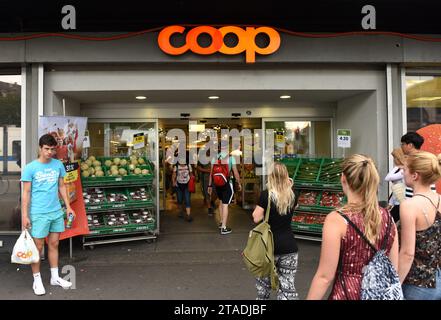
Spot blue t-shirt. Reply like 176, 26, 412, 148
21, 158, 66, 214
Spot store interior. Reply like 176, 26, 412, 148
43, 81, 386, 243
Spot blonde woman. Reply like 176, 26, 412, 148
399, 151, 441, 300
307, 154, 399, 300
385, 148, 406, 222
252, 162, 299, 300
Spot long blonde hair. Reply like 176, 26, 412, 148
406, 151, 441, 185
341, 154, 381, 244
391, 148, 405, 166
267, 162, 295, 215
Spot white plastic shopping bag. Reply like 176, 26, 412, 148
11, 229, 40, 264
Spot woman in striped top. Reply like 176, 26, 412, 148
306, 154, 399, 300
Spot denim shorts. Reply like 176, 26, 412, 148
30, 209, 65, 239
402, 269, 441, 300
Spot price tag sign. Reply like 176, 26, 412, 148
64, 162, 79, 183
337, 129, 351, 148
132, 133, 145, 149
276, 131, 285, 147
83, 136, 90, 148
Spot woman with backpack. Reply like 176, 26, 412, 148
251, 162, 299, 300
307, 154, 399, 300
172, 153, 194, 222
399, 151, 441, 300
208, 148, 241, 235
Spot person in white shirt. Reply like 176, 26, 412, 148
385, 148, 406, 222
400, 132, 437, 198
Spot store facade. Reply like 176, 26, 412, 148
0, 27, 441, 236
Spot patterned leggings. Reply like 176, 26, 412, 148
256, 252, 299, 300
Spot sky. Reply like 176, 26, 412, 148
0, 75, 21, 86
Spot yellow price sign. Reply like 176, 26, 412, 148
133, 135, 144, 144
64, 170, 78, 183
276, 132, 284, 144
132, 133, 145, 149
63, 162, 79, 183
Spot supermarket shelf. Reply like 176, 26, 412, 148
82, 233, 157, 248
82, 179, 153, 188
88, 222, 156, 236
293, 233, 322, 242
85, 202, 154, 213
294, 183, 342, 191
294, 210, 331, 216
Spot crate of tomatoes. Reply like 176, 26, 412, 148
291, 212, 326, 234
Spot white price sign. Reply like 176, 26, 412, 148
337, 129, 351, 148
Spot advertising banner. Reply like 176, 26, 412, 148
39, 116, 88, 164
417, 124, 441, 194
39, 116, 89, 239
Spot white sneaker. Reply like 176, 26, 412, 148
50, 277, 72, 289
33, 280, 46, 296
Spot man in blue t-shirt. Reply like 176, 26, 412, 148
21, 134, 75, 295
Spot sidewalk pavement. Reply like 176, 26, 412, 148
0, 201, 322, 300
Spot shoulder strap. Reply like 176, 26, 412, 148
264, 192, 271, 223
414, 194, 439, 210
380, 209, 392, 251
337, 210, 377, 253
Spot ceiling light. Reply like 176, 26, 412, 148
208, 96, 219, 100
136, 96, 147, 100
280, 95, 291, 99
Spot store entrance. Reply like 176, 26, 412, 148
159, 118, 262, 234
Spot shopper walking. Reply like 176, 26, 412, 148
208, 147, 242, 235
252, 162, 299, 300
385, 148, 406, 222
197, 149, 216, 216
398, 151, 441, 300
21, 134, 75, 296
172, 153, 194, 222
400, 132, 437, 198
307, 154, 399, 300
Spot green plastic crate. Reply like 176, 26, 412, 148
294, 158, 323, 184
88, 222, 156, 235
291, 222, 323, 234
85, 187, 154, 212
88, 210, 156, 235
296, 190, 346, 213
81, 157, 154, 187
318, 158, 343, 184
278, 158, 301, 177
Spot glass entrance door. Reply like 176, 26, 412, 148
261, 119, 332, 187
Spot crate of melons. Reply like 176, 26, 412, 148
81, 155, 153, 186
